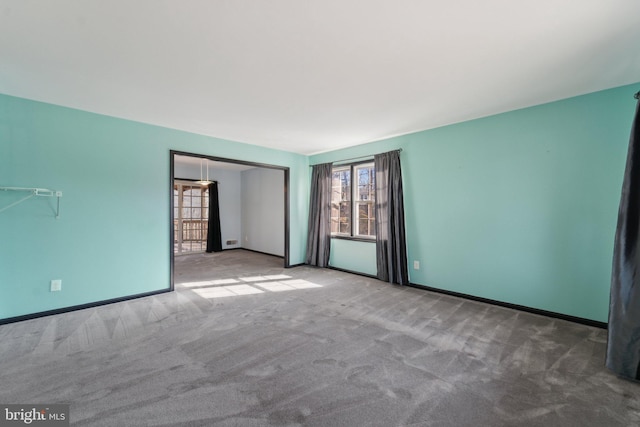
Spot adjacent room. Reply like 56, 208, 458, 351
172, 154, 286, 260
1, 1, 640, 425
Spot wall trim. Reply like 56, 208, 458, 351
0, 289, 171, 326
0, 269, 607, 330
231, 247, 284, 259
286, 262, 306, 268
326, 266, 606, 329
407, 282, 607, 329
328, 265, 378, 279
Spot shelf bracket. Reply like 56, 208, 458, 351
0, 187, 63, 218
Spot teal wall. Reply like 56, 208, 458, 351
312, 83, 640, 322
2, 83, 638, 322
0, 94, 309, 320
329, 239, 377, 276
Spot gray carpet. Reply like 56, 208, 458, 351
1, 250, 639, 426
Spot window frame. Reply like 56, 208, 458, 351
330, 160, 376, 242
173, 180, 209, 255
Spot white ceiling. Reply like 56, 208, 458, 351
1, 1, 639, 155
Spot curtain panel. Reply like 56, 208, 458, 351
374, 150, 409, 285
306, 163, 333, 267
607, 93, 640, 381
206, 182, 223, 253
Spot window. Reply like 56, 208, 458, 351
174, 181, 209, 254
331, 162, 375, 239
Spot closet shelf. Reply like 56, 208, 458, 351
0, 186, 63, 218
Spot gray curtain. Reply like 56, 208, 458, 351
607, 92, 640, 381
374, 150, 409, 285
306, 163, 333, 267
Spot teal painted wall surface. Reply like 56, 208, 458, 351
0, 94, 309, 320
2, 83, 638, 322
311, 83, 639, 322
329, 239, 377, 276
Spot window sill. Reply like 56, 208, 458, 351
331, 235, 376, 243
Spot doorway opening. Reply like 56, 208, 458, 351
170, 150, 291, 290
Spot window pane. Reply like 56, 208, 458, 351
331, 202, 340, 218
331, 200, 340, 234
175, 183, 211, 254
359, 218, 369, 235
339, 201, 351, 234
355, 201, 375, 236
353, 163, 375, 237
330, 164, 375, 237
356, 165, 375, 202
331, 167, 351, 234
331, 217, 339, 234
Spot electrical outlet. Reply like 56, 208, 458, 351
413, 261, 420, 270
50, 279, 62, 292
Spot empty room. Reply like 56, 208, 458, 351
2, 1, 640, 426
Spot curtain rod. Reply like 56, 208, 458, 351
310, 148, 403, 167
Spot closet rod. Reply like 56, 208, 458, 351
0, 187, 63, 218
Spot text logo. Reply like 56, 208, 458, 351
0, 405, 69, 426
